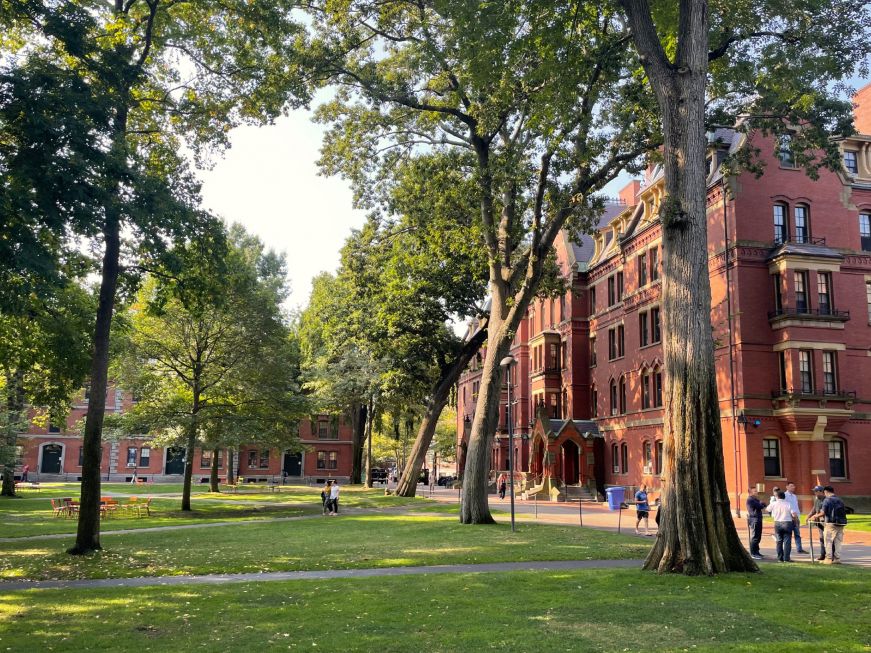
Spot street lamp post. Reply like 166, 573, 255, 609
500, 355, 516, 532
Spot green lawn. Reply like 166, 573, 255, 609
0, 485, 446, 538
0, 513, 650, 581
847, 514, 871, 533
1, 565, 869, 652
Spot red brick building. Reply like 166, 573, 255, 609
14, 385, 354, 484
458, 91, 871, 511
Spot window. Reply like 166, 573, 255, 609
773, 273, 782, 312
590, 286, 596, 313
617, 324, 625, 358
607, 276, 616, 306
867, 281, 871, 323
140, 447, 150, 467
649, 247, 659, 282
794, 271, 808, 312
763, 438, 781, 477
78, 446, 84, 467
639, 312, 649, 347
318, 420, 329, 438
641, 370, 651, 409
773, 204, 788, 244
617, 272, 624, 302
201, 449, 223, 469
799, 350, 813, 393
653, 369, 663, 407
589, 336, 597, 367
549, 343, 558, 370
559, 293, 566, 322
247, 450, 258, 468
611, 443, 619, 474
655, 441, 663, 476
638, 252, 648, 286
608, 328, 617, 360
550, 393, 559, 419
48, 423, 61, 433
127, 447, 138, 467
650, 307, 661, 343
562, 340, 568, 369
778, 351, 787, 392
828, 439, 847, 478
620, 443, 628, 474
822, 351, 837, 395
259, 449, 270, 469
844, 150, 858, 174
643, 441, 652, 474
794, 206, 809, 243
609, 380, 618, 416
591, 385, 598, 417
860, 213, 871, 252
817, 273, 832, 315
317, 451, 338, 470
618, 377, 627, 414
778, 134, 794, 167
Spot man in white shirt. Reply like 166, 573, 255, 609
329, 481, 340, 515
784, 482, 807, 553
766, 490, 798, 562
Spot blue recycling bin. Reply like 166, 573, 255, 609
606, 486, 625, 511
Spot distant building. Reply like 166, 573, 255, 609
14, 384, 353, 483
458, 84, 871, 511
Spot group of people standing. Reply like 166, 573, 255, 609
321, 480, 340, 515
746, 482, 849, 564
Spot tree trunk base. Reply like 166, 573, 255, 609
66, 542, 102, 556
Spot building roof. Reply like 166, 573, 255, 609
544, 418, 601, 438
766, 242, 845, 262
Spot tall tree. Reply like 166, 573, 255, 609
113, 225, 306, 510
305, 0, 659, 521
1, 0, 307, 553
619, 0, 869, 574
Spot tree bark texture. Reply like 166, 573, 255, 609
621, 0, 756, 574
351, 403, 367, 484
181, 390, 201, 512
209, 447, 220, 492
396, 326, 488, 498
69, 211, 121, 555
2, 371, 25, 498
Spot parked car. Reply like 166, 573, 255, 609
370, 468, 388, 484
437, 475, 456, 487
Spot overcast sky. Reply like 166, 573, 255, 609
198, 108, 367, 314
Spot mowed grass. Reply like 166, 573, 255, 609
0, 484, 443, 537
1, 565, 869, 653
846, 514, 871, 533
0, 514, 650, 581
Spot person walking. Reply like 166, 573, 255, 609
745, 487, 767, 560
498, 476, 507, 500
809, 486, 848, 564
21, 464, 29, 482
784, 482, 808, 553
806, 485, 827, 561
329, 480, 340, 515
765, 490, 797, 562
321, 480, 332, 515
634, 483, 651, 536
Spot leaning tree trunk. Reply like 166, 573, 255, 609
1, 370, 25, 498
621, 0, 756, 575
209, 447, 220, 492
69, 208, 122, 555
396, 327, 488, 497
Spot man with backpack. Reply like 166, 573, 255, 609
809, 486, 848, 564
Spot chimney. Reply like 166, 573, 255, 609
618, 180, 641, 206
853, 82, 871, 135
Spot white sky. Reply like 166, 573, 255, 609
198, 108, 367, 313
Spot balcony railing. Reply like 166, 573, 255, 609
768, 307, 850, 321
531, 366, 562, 377
772, 236, 827, 247
771, 388, 856, 400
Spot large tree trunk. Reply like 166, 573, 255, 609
181, 389, 201, 511
362, 397, 374, 487
350, 403, 366, 484
621, 0, 756, 575
69, 210, 122, 555
1, 370, 25, 498
209, 447, 220, 492
396, 327, 488, 497
226, 448, 235, 485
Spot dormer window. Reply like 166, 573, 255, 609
844, 150, 858, 174
778, 134, 795, 168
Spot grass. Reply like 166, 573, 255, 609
1, 565, 869, 652
847, 514, 871, 533
0, 513, 650, 581
0, 484, 445, 538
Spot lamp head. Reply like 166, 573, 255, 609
500, 355, 516, 368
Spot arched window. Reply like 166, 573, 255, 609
773, 203, 788, 244
620, 442, 628, 474
641, 368, 651, 409
619, 376, 627, 414
829, 438, 847, 478
655, 440, 663, 475
611, 443, 619, 474
590, 385, 598, 418
653, 367, 663, 407
642, 441, 652, 474
794, 204, 810, 243
609, 380, 618, 416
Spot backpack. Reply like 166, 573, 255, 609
828, 497, 848, 525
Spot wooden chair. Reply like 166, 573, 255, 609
50, 499, 66, 518
135, 497, 153, 517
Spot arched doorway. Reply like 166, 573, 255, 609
40, 443, 63, 474
560, 440, 580, 485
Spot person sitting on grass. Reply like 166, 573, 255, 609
634, 483, 652, 536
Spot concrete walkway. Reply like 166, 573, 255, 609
0, 558, 644, 592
